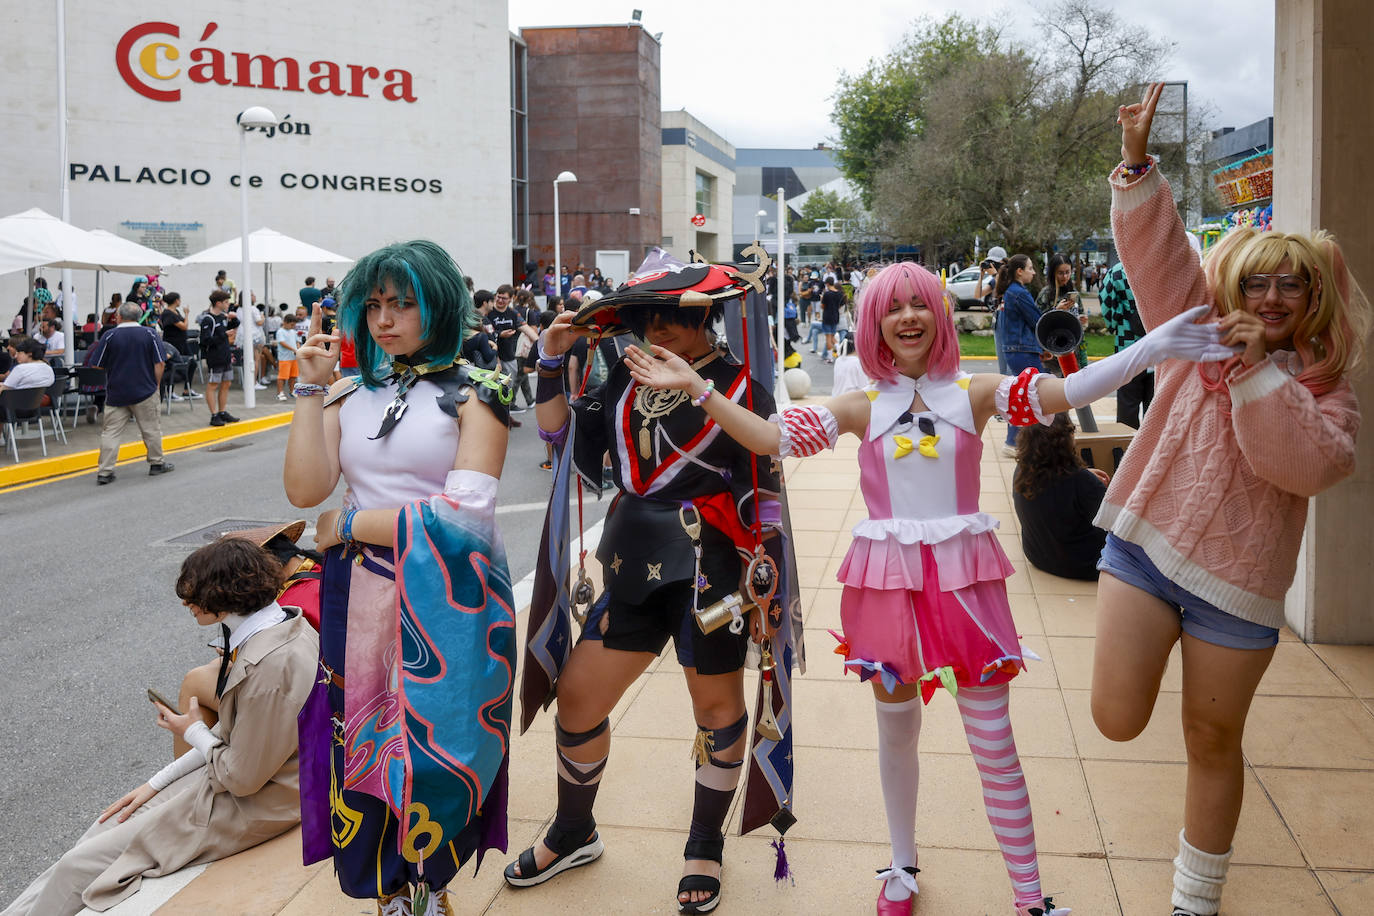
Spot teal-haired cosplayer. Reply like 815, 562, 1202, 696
335, 239, 477, 387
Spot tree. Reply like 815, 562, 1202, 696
796, 189, 861, 233
844, 1, 1173, 255
829, 14, 1000, 208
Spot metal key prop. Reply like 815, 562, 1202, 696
570, 568, 596, 627
756, 639, 784, 742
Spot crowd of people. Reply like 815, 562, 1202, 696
4, 83, 1372, 916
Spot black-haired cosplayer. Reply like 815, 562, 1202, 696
509, 248, 802, 915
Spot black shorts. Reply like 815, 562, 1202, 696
581, 579, 749, 676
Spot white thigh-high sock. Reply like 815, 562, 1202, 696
1171, 829, 1232, 915
875, 695, 923, 902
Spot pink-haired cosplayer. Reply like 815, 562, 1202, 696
624, 261, 1232, 916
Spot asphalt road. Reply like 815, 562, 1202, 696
0, 407, 610, 903
0, 349, 845, 905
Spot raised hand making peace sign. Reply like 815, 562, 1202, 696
1118, 81, 1163, 167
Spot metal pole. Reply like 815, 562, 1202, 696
552, 179, 561, 302
775, 188, 787, 406
56, 0, 75, 365
238, 127, 256, 409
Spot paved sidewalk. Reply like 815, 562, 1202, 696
79, 400, 1374, 915
0, 385, 293, 489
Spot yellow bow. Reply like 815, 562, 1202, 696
894, 433, 941, 459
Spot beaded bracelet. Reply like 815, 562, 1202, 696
294, 382, 329, 397
1117, 157, 1153, 180
692, 379, 715, 407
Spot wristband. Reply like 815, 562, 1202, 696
692, 379, 715, 407
340, 507, 358, 545
293, 383, 328, 397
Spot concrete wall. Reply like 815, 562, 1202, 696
0, 0, 513, 316
1275, 0, 1374, 643
523, 25, 661, 278
660, 111, 734, 264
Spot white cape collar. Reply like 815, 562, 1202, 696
866, 372, 976, 440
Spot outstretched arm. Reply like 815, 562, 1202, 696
623, 344, 870, 455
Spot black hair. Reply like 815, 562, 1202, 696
163, 292, 181, 306
1046, 254, 1074, 301
473, 289, 494, 307
263, 532, 323, 566
617, 301, 722, 340
18, 338, 46, 359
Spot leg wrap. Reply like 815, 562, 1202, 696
548, 717, 610, 853
686, 713, 748, 859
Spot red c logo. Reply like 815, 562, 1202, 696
117, 22, 180, 102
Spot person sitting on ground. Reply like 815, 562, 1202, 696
0, 538, 318, 916
173, 521, 324, 758
1011, 413, 1109, 581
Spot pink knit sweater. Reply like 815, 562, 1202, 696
1096, 166, 1360, 628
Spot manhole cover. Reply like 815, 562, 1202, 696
162, 518, 293, 546
205, 441, 249, 452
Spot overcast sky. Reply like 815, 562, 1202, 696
509, 0, 1275, 149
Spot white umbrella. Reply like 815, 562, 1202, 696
87, 230, 180, 275
177, 227, 352, 265
0, 208, 173, 275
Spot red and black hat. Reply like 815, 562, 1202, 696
570, 244, 771, 337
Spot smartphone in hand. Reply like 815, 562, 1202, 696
147, 688, 181, 716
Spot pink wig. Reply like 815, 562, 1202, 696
855, 261, 960, 383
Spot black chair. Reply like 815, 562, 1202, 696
42, 372, 70, 443
71, 366, 106, 426
185, 329, 203, 385
160, 354, 195, 414
0, 387, 51, 462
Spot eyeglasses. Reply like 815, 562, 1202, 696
1240, 274, 1310, 300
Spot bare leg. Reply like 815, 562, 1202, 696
1178, 634, 1274, 853
510, 640, 653, 876
1090, 573, 1180, 741
678, 666, 747, 906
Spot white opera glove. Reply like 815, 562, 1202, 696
1063, 305, 1233, 408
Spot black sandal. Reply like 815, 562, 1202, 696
503, 824, 603, 888
677, 837, 724, 914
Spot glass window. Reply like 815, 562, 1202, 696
694, 172, 713, 218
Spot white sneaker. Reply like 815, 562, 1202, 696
276, 393, 288, 401
254, 381, 269, 389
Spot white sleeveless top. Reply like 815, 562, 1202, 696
337, 379, 460, 510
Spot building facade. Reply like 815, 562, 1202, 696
523, 25, 662, 287
660, 110, 734, 264
1, 0, 515, 313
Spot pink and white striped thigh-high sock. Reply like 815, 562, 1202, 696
955, 684, 1044, 909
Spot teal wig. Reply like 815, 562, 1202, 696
336, 240, 476, 388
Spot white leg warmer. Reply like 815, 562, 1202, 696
1171, 829, 1232, 915
875, 695, 923, 902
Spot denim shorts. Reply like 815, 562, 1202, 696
1097, 534, 1280, 650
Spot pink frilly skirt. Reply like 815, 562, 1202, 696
835, 529, 1031, 701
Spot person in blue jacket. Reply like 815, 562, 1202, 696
993, 254, 1041, 456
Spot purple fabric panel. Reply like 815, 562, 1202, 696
296, 677, 333, 866
953, 427, 982, 516
857, 436, 891, 519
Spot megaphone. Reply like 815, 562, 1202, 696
1034, 308, 1098, 432
1036, 309, 1084, 356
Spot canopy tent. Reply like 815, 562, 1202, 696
177, 228, 353, 307
177, 228, 352, 267
0, 208, 174, 275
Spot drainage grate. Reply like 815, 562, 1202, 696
162, 518, 293, 546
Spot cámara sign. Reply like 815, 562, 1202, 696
116, 21, 416, 103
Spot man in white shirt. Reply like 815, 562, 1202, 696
34, 319, 66, 363
55, 281, 77, 317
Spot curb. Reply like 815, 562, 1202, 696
0, 410, 294, 490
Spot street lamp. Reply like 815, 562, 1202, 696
236, 105, 277, 409
754, 209, 768, 242
553, 170, 577, 296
